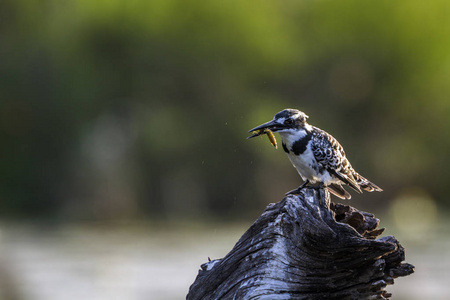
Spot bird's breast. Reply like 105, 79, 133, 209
283, 139, 335, 184
279, 129, 327, 182
286, 143, 320, 180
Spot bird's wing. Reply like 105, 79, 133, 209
311, 127, 362, 193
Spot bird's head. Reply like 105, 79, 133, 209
248, 109, 309, 135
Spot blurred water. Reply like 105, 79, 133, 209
0, 222, 247, 300
0, 220, 448, 300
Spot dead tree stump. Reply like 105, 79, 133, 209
187, 188, 414, 300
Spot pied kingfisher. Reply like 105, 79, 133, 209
248, 108, 382, 199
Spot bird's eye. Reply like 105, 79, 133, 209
285, 119, 294, 125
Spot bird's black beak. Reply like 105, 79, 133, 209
247, 120, 284, 139
248, 120, 278, 133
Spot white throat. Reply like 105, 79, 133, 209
277, 124, 312, 147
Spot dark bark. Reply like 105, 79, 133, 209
187, 188, 414, 300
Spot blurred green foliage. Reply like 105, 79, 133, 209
1, 0, 449, 220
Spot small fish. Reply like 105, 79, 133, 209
265, 129, 277, 149
247, 128, 277, 149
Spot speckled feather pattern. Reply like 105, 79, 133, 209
310, 127, 351, 179
309, 126, 380, 192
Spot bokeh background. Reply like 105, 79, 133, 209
1, 0, 449, 299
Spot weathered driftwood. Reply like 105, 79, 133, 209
187, 188, 414, 300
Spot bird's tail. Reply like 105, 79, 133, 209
327, 184, 352, 200
354, 173, 383, 192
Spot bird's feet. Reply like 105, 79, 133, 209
285, 180, 310, 195
285, 181, 325, 195
311, 182, 325, 191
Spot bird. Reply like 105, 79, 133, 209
248, 108, 382, 199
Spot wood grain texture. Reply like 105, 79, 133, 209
187, 188, 414, 300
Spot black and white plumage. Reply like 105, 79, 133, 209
248, 108, 382, 199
